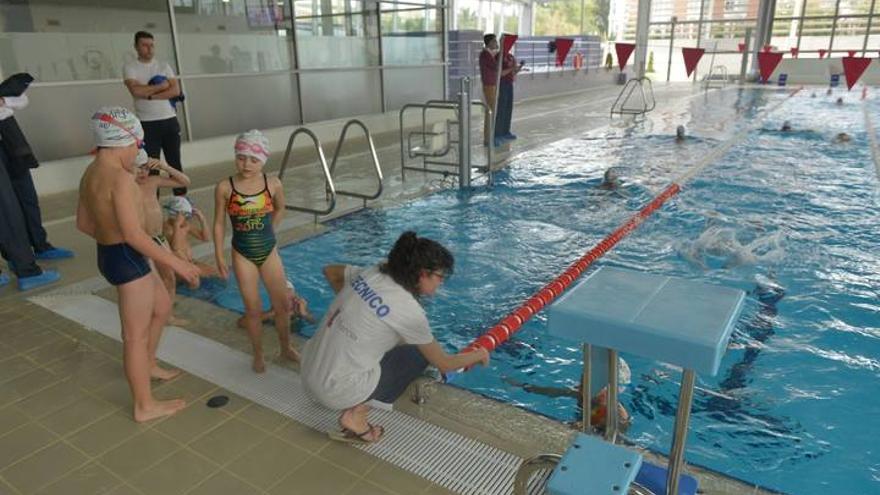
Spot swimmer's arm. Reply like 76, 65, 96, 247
501, 376, 579, 398
153, 161, 190, 188
322, 265, 346, 293
113, 175, 184, 267
417, 340, 489, 373
124, 79, 166, 99
149, 78, 181, 100
188, 209, 210, 242
75, 196, 96, 238
212, 182, 229, 263
269, 176, 284, 230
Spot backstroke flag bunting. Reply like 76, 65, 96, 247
842, 56, 872, 90
757, 51, 783, 82
555, 38, 574, 67
615, 43, 635, 70
681, 47, 705, 77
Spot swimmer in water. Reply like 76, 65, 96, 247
833, 132, 851, 143
599, 168, 621, 190
781, 120, 792, 132
836, 97, 844, 106
675, 125, 686, 143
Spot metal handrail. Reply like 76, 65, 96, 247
278, 127, 336, 217
327, 119, 383, 206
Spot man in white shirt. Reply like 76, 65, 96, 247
123, 31, 186, 195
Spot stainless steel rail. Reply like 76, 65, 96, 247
327, 119, 384, 207
278, 127, 336, 219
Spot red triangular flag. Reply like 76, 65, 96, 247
757, 51, 783, 82
555, 38, 574, 67
681, 47, 705, 77
819, 49, 827, 59
615, 43, 635, 70
842, 57, 872, 90
790, 47, 799, 58
848, 50, 857, 57
738, 42, 746, 53
501, 34, 518, 56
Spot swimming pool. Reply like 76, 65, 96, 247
183, 88, 880, 495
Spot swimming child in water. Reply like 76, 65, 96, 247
212, 129, 299, 373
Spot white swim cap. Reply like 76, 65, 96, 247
135, 149, 149, 166
91, 107, 143, 148
234, 129, 270, 164
163, 196, 193, 218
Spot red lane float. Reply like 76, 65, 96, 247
462, 183, 682, 354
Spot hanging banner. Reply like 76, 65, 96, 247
615, 43, 636, 70
819, 49, 827, 59
501, 34, 518, 57
738, 42, 746, 53
757, 51, 783, 82
790, 47, 799, 58
681, 47, 705, 77
842, 56, 872, 90
555, 38, 574, 67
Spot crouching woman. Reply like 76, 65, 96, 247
302, 231, 489, 443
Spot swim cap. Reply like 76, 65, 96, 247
234, 129, 270, 163
91, 107, 143, 148
676, 125, 686, 138
163, 196, 193, 219
135, 149, 149, 166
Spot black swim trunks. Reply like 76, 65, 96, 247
96, 243, 151, 286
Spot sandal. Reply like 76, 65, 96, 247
328, 423, 385, 444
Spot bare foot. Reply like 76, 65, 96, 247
151, 365, 182, 381
168, 315, 189, 327
133, 398, 186, 423
252, 356, 266, 373
280, 346, 300, 363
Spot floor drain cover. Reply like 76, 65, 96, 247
207, 395, 229, 408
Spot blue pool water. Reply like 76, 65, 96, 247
182, 89, 880, 494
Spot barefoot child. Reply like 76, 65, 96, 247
163, 196, 218, 278
236, 277, 315, 329
76, 107, 199, 422
213, 129, 298, 373
135, 157, 191, 325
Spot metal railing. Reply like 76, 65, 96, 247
278, 127, 336, 221
610, 77, 656, 118
327, 119, 384, 208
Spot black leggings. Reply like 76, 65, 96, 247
142, 117, 185, 195
368, 345, 429, 404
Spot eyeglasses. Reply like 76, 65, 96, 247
234, 141, 269, 158
96, 113, 144, 149
430, 270, 447, 281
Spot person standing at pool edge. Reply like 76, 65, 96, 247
304, 232, 490, 443
124, 31, 186, 196
213, 129, 299, 373
77, 107, 199, 422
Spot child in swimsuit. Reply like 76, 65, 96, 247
163, 196, 217, 278
212, 129, 299, 373
77, 107, 199, 423
135, 158, 191, 325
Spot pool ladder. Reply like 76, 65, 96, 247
277, 119, 384, 223
610, 77, 656, 119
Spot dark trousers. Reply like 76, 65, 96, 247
368, 345, 429, 404
142, 116, 185, 195
495, 80, 514, 138
0, 144, 41, 277
10, 170, 50, 252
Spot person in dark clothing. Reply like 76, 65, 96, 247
0, 143, 59, 291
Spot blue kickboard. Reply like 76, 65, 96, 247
547, 433, 642, 495
548, 267, 745, 376
635, 461, 699, 495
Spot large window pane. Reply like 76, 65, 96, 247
831, 16, 869, 50
535, 0, 609, 37
381, 6, 442, 65
0, 0, 174, 82
294, 0, 364, 17
296, 13, 379, 67
174, 0, 294, 75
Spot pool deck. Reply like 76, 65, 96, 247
0, 82, 780, 495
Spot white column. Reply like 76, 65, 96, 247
632, 0, 651, 78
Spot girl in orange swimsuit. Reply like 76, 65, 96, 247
212, 129, 299, 373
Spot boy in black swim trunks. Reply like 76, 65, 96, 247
76, 106, 199, 423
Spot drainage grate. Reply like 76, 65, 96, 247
31, 294, 535, 495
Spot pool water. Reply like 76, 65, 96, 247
181, 88, 880, 495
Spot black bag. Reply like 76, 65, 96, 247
0, 73, 34, 98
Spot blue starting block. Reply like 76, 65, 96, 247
547, 433, 643, 495
778, 73, 788, 86
547, 266, 745, 495
830, 73, 840, 87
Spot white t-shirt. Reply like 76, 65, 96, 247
301, 265, 434, 410
123, 59, 177, 122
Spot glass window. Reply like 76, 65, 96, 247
0, 0, 174, 82
173, 0, 294, 75
831, 16, 869, 50
294, 0, 363, 17
296, 13, 380, 67
380, 7, 442, 65
536, 0, 610, 36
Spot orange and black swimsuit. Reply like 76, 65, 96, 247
227, 174, 276, 266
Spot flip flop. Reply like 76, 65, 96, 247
328, 423, 385, 444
